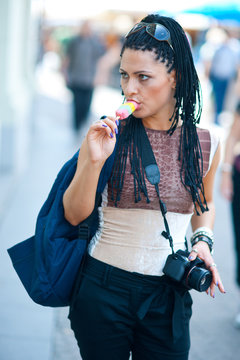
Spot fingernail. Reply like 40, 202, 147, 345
100, 115, 107, 119
110, 132, 113, 138
115, 127, 118, 134
102, 124, 108, 128
188, 256, 193, 260
115, 119, 119, 126
212, 293, 215, 298
216, 282, 218, 286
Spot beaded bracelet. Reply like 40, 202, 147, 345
190, 227, 214, 254
191, 231, 214, 242
192, 226, 214, 238
191, 235, 214, 254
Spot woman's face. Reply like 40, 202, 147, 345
120, 48, 176, 125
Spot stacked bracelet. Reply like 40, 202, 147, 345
190, 227, 214, 254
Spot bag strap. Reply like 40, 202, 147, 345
139, 120, 174, 254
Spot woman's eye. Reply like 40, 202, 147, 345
139, 74, 149, 80
120, 72, 128, 79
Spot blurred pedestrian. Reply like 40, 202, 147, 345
63, 14, 225, 360
200, 27, 240, 125
63, 20, 105, 131
220, 100, 240, 327
94, 32, 122, 88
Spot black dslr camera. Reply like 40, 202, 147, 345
163, 249, 212, 292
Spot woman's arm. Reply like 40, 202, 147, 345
191, 142, 221, 231
190, 143, 225, 296
63, 117, 118, 225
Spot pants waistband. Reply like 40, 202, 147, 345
83, 254, 169, 290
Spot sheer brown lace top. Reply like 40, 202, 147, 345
107, 127, 212, 214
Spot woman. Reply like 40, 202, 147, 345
63, 14, 225, 360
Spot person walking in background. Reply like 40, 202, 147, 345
200, 27, 240, 126
94, 32, 123, 88
63, 14, 225, 360
63, 20, 105, 131
220, 100, 240, 328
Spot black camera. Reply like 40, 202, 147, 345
163, 249, 212, 292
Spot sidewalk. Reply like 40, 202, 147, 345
0, 67, 240, 360
0, 86, 77, 360
0, 67, 122, 360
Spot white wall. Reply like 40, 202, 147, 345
0, 0, 37, 174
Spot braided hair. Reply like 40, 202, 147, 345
110, 14, 208, 215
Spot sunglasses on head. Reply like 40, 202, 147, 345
126, 22, 174, 52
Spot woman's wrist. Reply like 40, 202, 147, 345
190, 227, 214, 254
80, 153, 105, 173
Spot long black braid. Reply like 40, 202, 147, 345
110, 14, 208, 215
110, 116, 151, 206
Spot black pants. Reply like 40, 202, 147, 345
232, 165, 240, 287
69, 255, 192, 360
69, 85, 93, 130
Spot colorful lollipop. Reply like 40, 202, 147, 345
116, 100, 139, 120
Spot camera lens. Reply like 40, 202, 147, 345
185, 266, 212, 292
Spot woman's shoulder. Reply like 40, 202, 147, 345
196, 126, 220, 147
197, 125, 221, 174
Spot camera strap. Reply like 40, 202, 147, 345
138, 120, 175, 254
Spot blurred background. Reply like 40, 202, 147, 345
0, 1, 240, 359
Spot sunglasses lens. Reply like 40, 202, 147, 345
126, 22, 173, 50
126, 23, 144, 37
148, 24, 170, 41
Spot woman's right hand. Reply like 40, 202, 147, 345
86, 116, 119, 165
63, 116, 119, 225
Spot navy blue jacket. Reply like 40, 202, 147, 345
7, 147, 116, 307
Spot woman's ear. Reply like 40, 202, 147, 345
170, 69, 176, 89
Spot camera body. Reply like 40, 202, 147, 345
163, 249, 212, 292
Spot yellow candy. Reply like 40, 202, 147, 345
124, 102, 136, 112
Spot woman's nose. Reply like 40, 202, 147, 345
124, 79, 138, 96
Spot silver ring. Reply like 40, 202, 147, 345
192, 248, 198, 254
209, 263, 217, 268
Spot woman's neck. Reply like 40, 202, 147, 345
142, 116, 182, 131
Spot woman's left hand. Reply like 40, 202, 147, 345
188, 241, 226, 298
